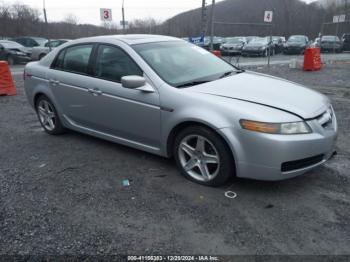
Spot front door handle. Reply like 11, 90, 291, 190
88, 88, 102, 96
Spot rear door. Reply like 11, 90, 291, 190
47, 44, 97, 128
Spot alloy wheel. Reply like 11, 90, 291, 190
37, 100, 56, 131
178, 135, 220, 182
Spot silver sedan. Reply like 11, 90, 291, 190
24, 35, 338, 186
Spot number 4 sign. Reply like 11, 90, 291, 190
100, 8, 112, 22
264, 11, 273, 23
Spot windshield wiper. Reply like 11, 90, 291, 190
176, 80, 211, 88
219, 69, 245, 79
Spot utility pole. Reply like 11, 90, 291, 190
122, 0, 126, 33
210, 0, 215, 51
201, 0, 207, 37
43, 0, 51, 51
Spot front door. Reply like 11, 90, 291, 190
85, 44, 161, 149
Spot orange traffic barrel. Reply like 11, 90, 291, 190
303, 47, 322, 71
0, 61, 16, 96
211, 50, 222, 57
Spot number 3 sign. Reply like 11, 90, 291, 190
264, 11, 273, 23
100, 8, 112, 22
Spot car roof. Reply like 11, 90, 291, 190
69, 34, 181, 46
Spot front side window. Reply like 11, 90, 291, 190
54, 44, 93, 74
94, 45, 142, 82
133, 41, 236, 87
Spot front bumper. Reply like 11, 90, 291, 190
221, 48, 242, 55
242, 49, 265, 56
219, 111, 338, 181
321, 46, 341, 52
284, 46, 304, 54
14, 55, 31, 64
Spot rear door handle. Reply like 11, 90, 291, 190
88, 88, 102, 96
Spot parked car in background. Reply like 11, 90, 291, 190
11, 37, 47, 55
271, 36, 284, 54
342, 33, 350, 51
24, 35, 337, 186
284, 35, 309, 54
220, 37, 247, 56
245, 36, 258, 43
203, 36, 224, 50
0, 40, 31, 65
242, 37, 274, 57
320, 35, 342, 53
31, 39, 70, 60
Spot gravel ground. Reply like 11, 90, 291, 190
0, 64, 350, 257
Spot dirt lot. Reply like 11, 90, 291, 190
1, 63, 350, 257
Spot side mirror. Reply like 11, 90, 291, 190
121, 75, 146, 89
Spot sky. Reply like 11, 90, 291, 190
4, 0, 317, 25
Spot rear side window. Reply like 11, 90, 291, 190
94, 45, 142, 82
53, 44, 93, 75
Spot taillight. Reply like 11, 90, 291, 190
23, 69, 32, 81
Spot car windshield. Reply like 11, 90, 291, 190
226, 37, 244, 44
45, 40, 66, 48
133, 41, 237, 87
249, 37, 268, 44
322, 36, 338, 41
288, 36, 305, 42
0, 41, 24, 49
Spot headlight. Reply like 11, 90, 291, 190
240, 120, 312, 134
260, 46, 265, 50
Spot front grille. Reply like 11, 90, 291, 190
281, 154, 325, 172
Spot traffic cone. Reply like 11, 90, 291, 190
0, 61, 16, 96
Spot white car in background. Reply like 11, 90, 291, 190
31, 39, 70, 60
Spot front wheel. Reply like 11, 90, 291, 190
35, 95, 66, 135
173, 126, 235, 186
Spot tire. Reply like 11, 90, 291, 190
173, 126, 235, 187
35, 95, 66, 135
39, 53, 46, 60
7, 55, 15, 65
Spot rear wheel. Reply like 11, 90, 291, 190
35, 95, 66, 135
173, 126, 235, 186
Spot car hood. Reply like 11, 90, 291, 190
223, 43, 242, 47
187, 71, 329, 119
246, 43, 266, 47
286, 42, 304, 46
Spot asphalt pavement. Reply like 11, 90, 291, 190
1, 62, 350, 256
